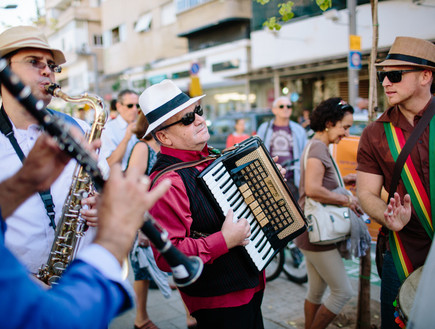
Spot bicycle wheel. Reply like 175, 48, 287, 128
265, 249, 284, 282
282, 242, 307, 284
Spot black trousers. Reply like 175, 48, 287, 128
191, 290, 264, 329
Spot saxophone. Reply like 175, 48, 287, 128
37, 84, 108, 285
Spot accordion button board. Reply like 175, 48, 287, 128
198, 136, 307, 271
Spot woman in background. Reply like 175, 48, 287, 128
295, 98, 362, 329
226, 118, 250, 148
126, 112, 197, 329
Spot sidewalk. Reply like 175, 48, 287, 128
109, 256, 381, 329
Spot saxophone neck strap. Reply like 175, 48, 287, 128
0, 106, 56, 230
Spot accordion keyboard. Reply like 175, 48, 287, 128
199, 137, 306, 271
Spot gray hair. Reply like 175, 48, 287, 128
272, 96, 291, 108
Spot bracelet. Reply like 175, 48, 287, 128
345, 195, 352, 207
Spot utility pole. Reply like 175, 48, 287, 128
347, 0, 359, 107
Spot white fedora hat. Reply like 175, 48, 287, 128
139, 79, 205, 136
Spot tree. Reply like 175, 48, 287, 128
255, 0, 332, 30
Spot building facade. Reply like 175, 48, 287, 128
41, 0, 435, 120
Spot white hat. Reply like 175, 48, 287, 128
139, 79, 205, 136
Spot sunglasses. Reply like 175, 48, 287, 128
11, 58, 62, 73
158, 105, 203, 131
122, 103, 140, 109
336, 100, 352, 112
278, 104, 293, 109
377, 69, 422, 83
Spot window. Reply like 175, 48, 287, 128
93, 34, 103, 46
112, 27, 120, 44
161, 2, 176, 26
176, 0, 212, 13
134, 13, 152, 33
110, 24, 126, 44
212, 59, 240, 72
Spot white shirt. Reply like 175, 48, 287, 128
98, 115, 138, 178
0, 118, 96, 274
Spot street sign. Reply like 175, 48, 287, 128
349, 51, 362, 70
190, 62, 200, 75
349, 35, 361, 51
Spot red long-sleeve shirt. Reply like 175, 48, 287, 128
149, 145, 264, 313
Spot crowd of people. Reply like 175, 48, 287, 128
0, 23, 434, 329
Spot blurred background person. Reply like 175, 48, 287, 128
257, 96, 307, 200
354, 97, 369, 115
125, 111, 166, 329
109, 98, 118, 121
225, 118, 250, 148
98, 89, 139, 176
295, 98, 363, 329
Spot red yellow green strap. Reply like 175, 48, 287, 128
384, 122, 433, 281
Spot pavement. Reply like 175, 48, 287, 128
109, 248, 381, 329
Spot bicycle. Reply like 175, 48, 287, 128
265, 240, 307, 284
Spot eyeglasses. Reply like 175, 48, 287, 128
122, 103, 140, 109
377, 70, 422, 83
11, 58, 62, 73
158, 105, 203, 131
278, 104, 293, 109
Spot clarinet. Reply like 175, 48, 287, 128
0, 58, 203, 287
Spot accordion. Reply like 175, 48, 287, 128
198, 136, 307, 271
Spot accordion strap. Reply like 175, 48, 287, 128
150, 154, 217, 189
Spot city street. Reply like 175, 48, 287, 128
109, 248, 381, 329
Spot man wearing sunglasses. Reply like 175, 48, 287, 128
0, 26, 99, 277
257, 96, 308, 199
356, 36, 435, 329
139, 79, 267, 329
99, 89, 140, 176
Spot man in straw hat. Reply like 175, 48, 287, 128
0, 25, 172, 328
356, 36, 435, 328
140, 79, 286, 328
0, 26, 100, 277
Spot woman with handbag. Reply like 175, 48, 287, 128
294, 98, 363, 329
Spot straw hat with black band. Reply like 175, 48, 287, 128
0, 25, 65, 65
376, 36, 435, 71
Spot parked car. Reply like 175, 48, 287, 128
206, 110, 274, 150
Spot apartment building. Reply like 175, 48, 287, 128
44, 0, 104, 99
100, 0, 253, 117
41, 0, 435, 118
243, 0, 435, 113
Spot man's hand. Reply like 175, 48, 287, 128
384, 192, 412, 231
272, 156, 287, 178
81, 194, 99, 227
221, 209, 251, 249
20, 133, 71, 192
94, 165, 171, 265
343, 173, 357, 186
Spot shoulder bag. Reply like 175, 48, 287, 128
303, 141, 352, 245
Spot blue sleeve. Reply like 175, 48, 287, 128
46, 109, 86, 135
0, 242, 132, 329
